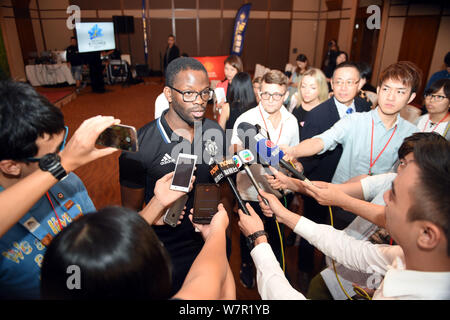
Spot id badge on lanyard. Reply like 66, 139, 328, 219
19, 191, 83, 247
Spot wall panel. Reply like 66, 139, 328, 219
199, 18, 222, 57
148, 18, 172, 70
267, 19, 291, 71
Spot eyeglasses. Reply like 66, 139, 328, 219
260, 91, 286, 101
333, 79, 360, 87
26, 126, 69, 163
424, 94, 447, 102
168, 86, 213, 102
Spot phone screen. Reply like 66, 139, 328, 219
96, 125, 138, 152
171, 155, 196, 191
193, 184, 220, 224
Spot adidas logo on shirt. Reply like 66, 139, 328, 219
160, 153, 175, 165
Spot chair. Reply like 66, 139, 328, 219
107, 60, 128, 84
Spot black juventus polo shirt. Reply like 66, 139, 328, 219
119, 109, 225, 294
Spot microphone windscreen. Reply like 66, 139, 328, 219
256, 139, 285, 167
237, 122, 257, 133
232, 155, 243, 169
238, 149, 255, 164
236, 122, 259, 155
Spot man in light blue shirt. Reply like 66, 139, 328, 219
281, 61, 422, 228
316, 106, 416, 184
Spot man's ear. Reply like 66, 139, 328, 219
0, 160, 22, 176
163, 86, 173, 103
407, 92, 416, 105
416, 221, 441, 252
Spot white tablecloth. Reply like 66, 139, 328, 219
25, 64, 75, 86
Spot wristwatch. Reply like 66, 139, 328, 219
248, 230, 268, 246
39, 153, 68, 181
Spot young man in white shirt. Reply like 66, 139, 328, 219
238, 139, 450, 300
230, 70, 299, 288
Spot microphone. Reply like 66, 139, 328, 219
232, 150, 269, 206
205, 140, 250, 215
236, 122, 288, 196
255, 123, 271, 142
256, 138, 312, 184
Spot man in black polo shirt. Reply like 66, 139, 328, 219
119, 57, 227, 295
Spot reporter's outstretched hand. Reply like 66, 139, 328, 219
60, 115, 120, 172
265, 166, 290, 190
278, 144, 295, 162
154, 172, 196, 208
301, 180, 342, 207
189, 203, 229, 240
257, 188, 286, 218
237, 203, 264, 237
152, 172, 195, 225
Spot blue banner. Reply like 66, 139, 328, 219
230, 3, 252, 56
142, 0, 148, 63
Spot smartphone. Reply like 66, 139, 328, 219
193, 183, 221, 224
163, 194, 189, 228
96, 124, 139, 152
170, 153, 197, 192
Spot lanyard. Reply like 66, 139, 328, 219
19, 190, 83, 246
421, 113, 449, 133
369, 118, 397, 175
259, 107, 283, 145
46, 191, 63, 231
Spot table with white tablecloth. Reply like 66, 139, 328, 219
25, 64, 75, 86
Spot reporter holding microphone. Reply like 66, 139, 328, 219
230, 70, 299, 288
239, 137, 450, 300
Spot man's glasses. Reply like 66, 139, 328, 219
260, 92, 286, 101
169, 86, 213, 102
333, 79, 360, 87
26, 126, 69, 163
424, 94, 447, 102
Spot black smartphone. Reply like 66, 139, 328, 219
96, 124, 139, 152
163, 194, 189, 228
193, 183, 221, 224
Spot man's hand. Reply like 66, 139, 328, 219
278, 144, 296, 161
258, 189, 302, 230
154, 171, 196, 208
153, 206, 186, 226
302, 181, 344, 207
257, 189, 287, 219
290, 157, 304, 173
265, 166, 289, 191
237, 203, 265, 237
60, 115, 120, 172
189, 203, 229, 240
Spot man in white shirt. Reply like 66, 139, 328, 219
230, 70, 299, 288
237, 138, 450, 300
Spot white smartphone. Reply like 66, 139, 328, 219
170, 153, 197, 192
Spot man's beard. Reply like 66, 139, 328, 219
171, 100, 205, 126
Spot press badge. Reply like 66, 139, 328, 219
23, 217, 40, 233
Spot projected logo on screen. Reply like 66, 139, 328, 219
88, 24, 103, 40
76, 22, 115, 53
